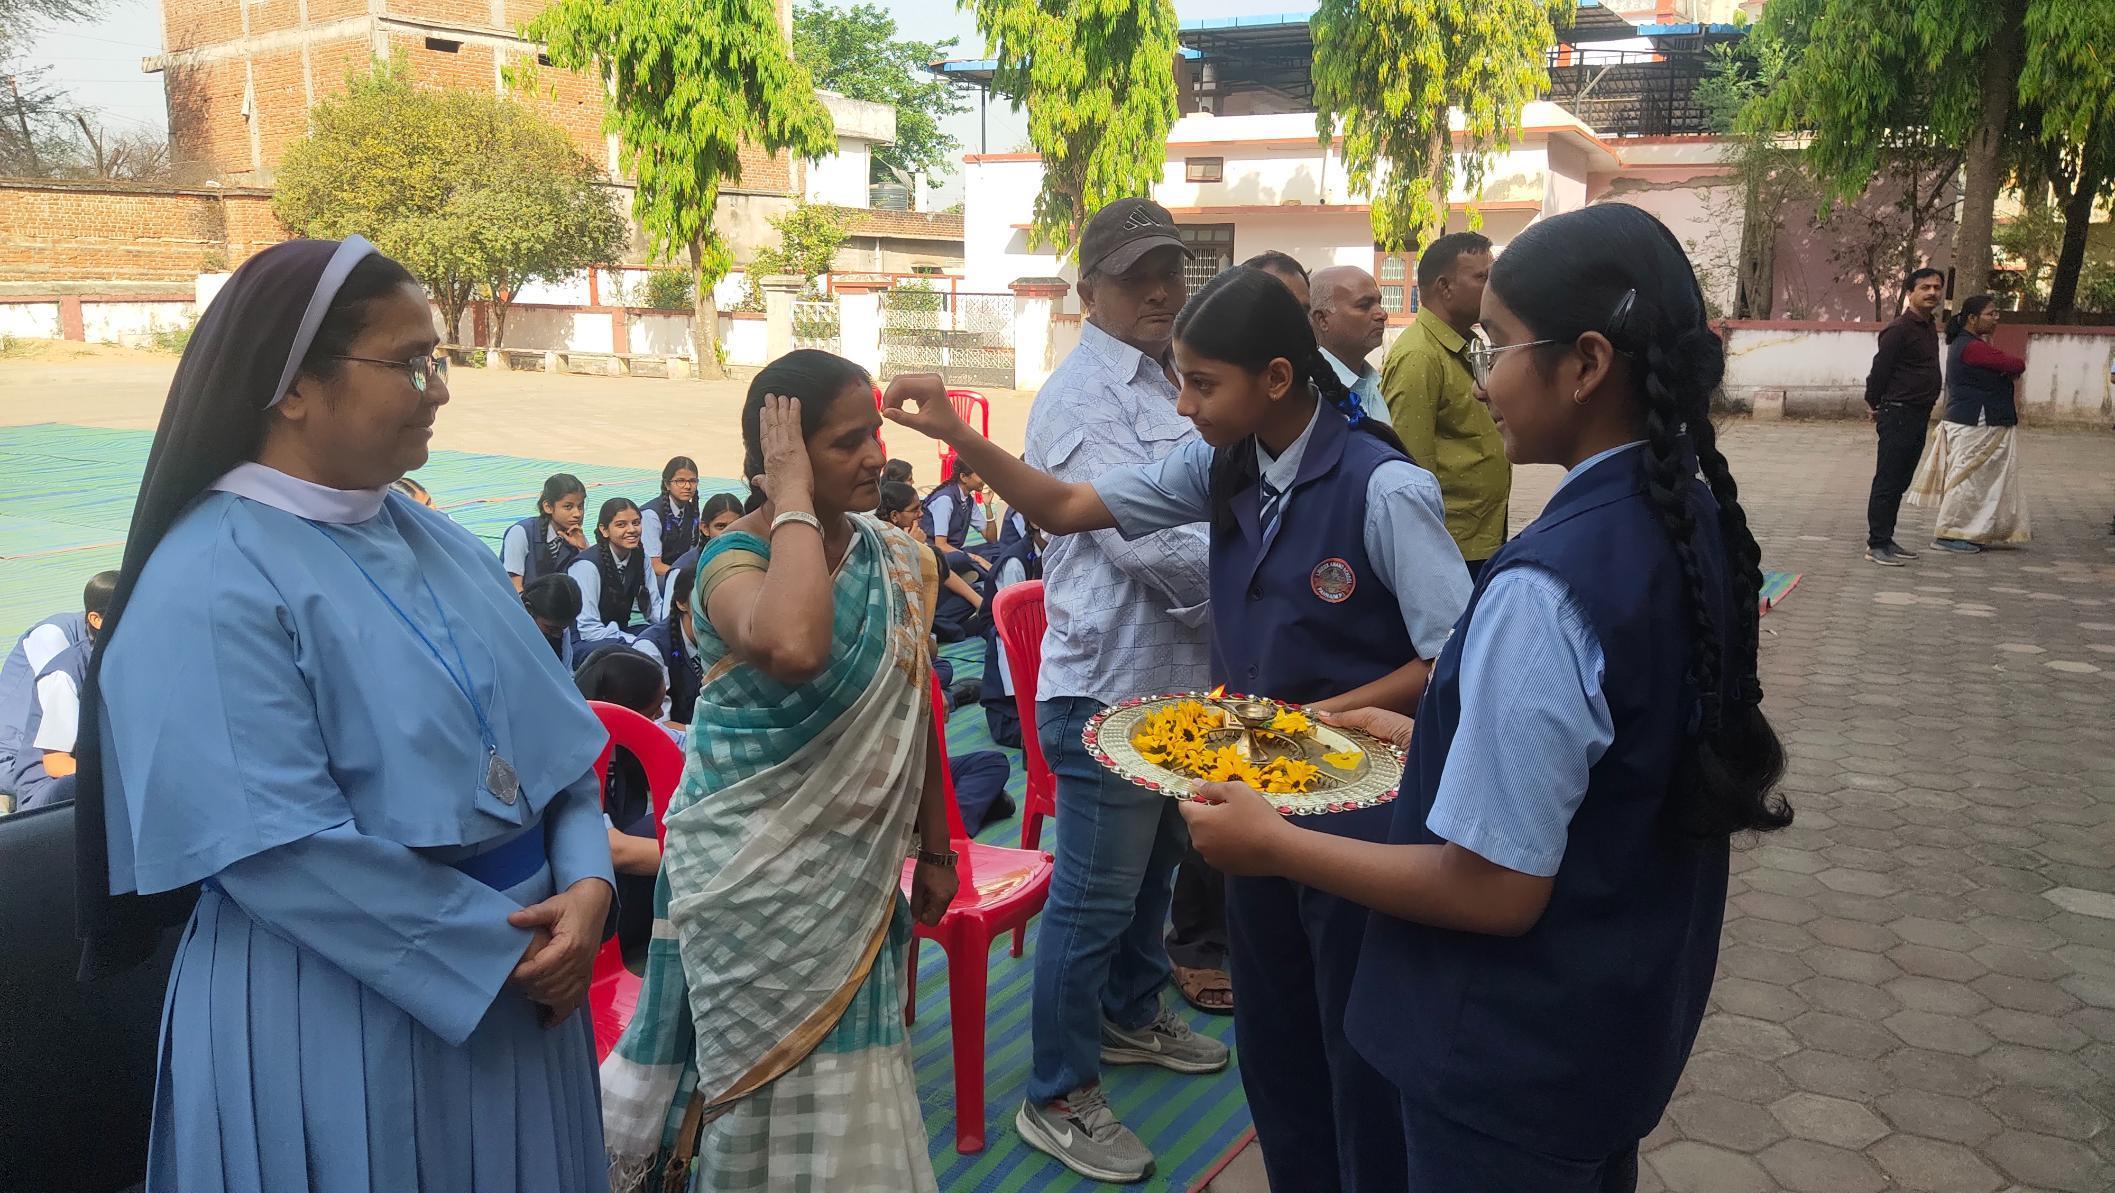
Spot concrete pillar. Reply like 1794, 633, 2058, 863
833, 278, 890, 378
759, 274, 805, 363
1009, 277, 1070, 392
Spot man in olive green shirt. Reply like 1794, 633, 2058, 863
1382, 231, 1511, 577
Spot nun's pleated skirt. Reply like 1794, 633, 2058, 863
145, 867, 604, 1193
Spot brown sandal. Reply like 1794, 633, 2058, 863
1173, 963, 1235, 1015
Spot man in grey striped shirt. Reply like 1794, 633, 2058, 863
1014, 199, 1230, 1183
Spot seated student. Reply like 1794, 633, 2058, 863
0, 603, 94, 795
9, 571, 119, 811
572, 648, 672, 963
640, 455, 702, 585
522, 573, 588, 670
880, 480, 984, 642
501, 472, 589, 591
922, 461, 994, 573
566, 497, 652, 644
979, 519, 1045, 749
632, 562, 701, 729
883, 458, 915, 486
656, 491, 742, 620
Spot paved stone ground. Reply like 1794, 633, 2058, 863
1211, 419, 2115, 1193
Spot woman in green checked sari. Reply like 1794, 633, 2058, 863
603, 350, 959, 1192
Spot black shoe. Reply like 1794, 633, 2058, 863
1865, 544, 1909, 567
1886, 540, 1921, 559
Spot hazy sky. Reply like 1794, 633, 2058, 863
21, 0, 1309, 192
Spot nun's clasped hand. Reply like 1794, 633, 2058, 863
1178, 781, 1293, 876
507, 877, 613, 1026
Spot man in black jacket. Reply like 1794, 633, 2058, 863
1864, 267, 1947, 566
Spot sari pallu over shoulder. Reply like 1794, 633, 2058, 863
602, 515, 939, 1187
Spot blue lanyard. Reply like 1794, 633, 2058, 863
306, 521, 498, 753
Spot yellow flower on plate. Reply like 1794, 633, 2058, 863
1321, 750, 1363, 771
1271, 709, 1313, 735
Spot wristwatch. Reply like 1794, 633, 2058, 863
916, 846, 959, 868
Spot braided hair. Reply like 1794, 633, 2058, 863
533, 472, 586, 573
1489, 203, 1789, 839
1173, 266, 1409, 534
591, 496, 651, 625
654, 455, 701, 550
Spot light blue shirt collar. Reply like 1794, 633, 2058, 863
1318, 345, 1377, 387
211, 461, 388, 523
1078, 318, 1174, 388
1553, 440, 1648, 498
1255, 397, 1323, 492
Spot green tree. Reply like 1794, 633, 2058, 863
792, 1, 966, 182
1747, 0, 2115, 301
1310, 0, 1575, 252
274, 62, 627, 350
743, 202, 852, 304
2015, 0, 2115, 318
528, 0, 835, 378
1692, 33, 1813, 318
966, 0, 1179, 258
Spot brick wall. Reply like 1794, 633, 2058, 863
832, 207, 965, 240
156, 0, 806, 194
0, 180, 283, 281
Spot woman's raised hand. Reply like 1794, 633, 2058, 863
753, 393, 814, 505
881, 373, 966, 441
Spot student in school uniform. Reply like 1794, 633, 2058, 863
521, 573, 587, 671
885, 265, 1470, 1191
573, 647, 671, 962
0, 606, 91, 797
8, 571, 119, 811
631, 562, 701, 729
639, 455, 702, 586
655, 491, 741, 620
501, 473, 588, 591
1178, 204, 1793, 1192
978, 518, 1044, 749
566, 497, 652, 645
883, 458, 915, 486
880, 480, 985, 642
922, 461, 993, 572
390, 475, 436, 507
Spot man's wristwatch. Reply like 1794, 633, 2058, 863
915, 846, 959, 869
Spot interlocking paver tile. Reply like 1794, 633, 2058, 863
1615, 424, 2115, 1192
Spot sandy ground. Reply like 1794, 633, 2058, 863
0, 344, 1033, 481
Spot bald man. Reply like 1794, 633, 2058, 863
1309, 265, 1391, 424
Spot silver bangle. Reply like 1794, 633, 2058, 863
770, 510, 823, 537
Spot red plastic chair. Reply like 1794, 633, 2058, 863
937, 388, 990, 483
992, 582, 1056, 854
585, 701, 686, 1062
903, 671, 1055, 1154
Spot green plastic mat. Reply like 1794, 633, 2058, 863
0, 423, 740, 643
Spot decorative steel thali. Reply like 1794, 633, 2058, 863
1082, 691, 1406, 817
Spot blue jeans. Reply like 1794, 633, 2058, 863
1028, 697, 1190, 1102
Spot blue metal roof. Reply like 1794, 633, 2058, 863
1635, 22, 1747, 37
1180, 13, 1312, 32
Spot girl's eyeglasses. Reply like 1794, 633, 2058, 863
1464, 336, 1558, 388
331, 353, 449, 393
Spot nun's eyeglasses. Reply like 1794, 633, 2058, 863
331, 353, 449, 393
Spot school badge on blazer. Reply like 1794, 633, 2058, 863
1310, 557, 1357, 603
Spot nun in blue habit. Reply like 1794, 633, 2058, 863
73, 236, 617, 1192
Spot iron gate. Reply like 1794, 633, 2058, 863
879, 289, 1014, 387
791, 300, 840, 354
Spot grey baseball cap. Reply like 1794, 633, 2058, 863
1078, 198, 1193, 278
